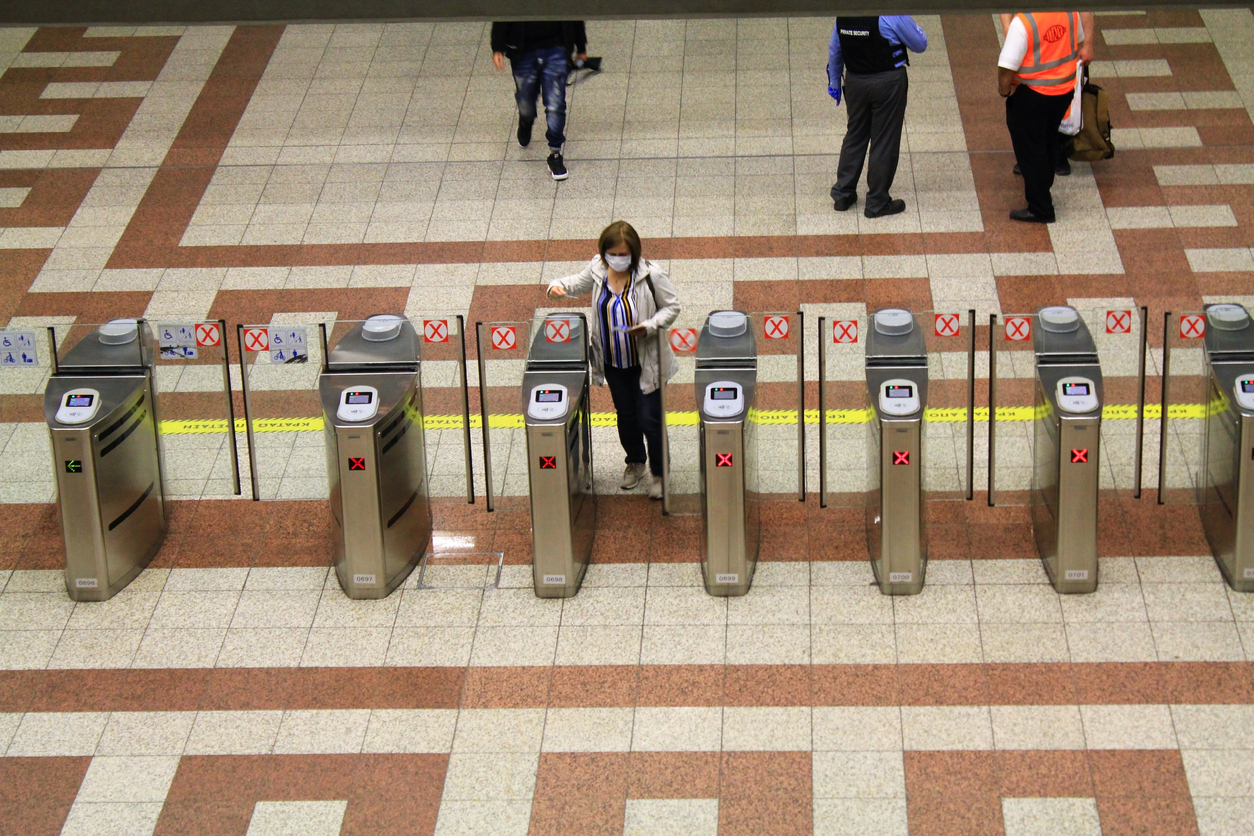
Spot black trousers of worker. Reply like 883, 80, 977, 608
831, 68, 909, 214
1005, 85, 1074, 220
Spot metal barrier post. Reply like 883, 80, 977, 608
817, 315, 827, 509
1157, 311, 1172, 505
796, 310, 805, 502
457, 315, 475, 504
659, 327, 671, 515
1134, 306, 1148, 499
987, 313, 997, 506
474, 322, 494, 512
221, 318, 241, 496
966, 308, 976, 501
237, 323, 260, 501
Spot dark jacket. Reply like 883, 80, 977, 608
491, 21, 587, 60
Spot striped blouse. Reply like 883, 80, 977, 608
597, 276, 638, 369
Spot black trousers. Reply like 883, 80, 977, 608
831, 68, 909, 214
1005, 85, 1073, 220
604, 364, 664, 478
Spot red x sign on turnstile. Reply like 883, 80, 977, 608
195, 322, 221, 347
348, 457, 366, 471
490, 325, 517, 350
893, 451, 910, 465
1071, 449, 1088, 464
669, 328, 698, 352
716, 453, 733, 467
1180, 314, 1205, 339
539, 456, 556, 469
833, 320, 858, 344
243, 327, 268, 351
934, 313, 960, 337
424, 320, 448, 343
1005, 317, 1031, 341
764, 315, 789, 339
544, 318, 571, 343
1105, 310, 1132, 334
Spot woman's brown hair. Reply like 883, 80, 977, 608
598, 220, 642, 275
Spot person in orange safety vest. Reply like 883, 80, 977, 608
997, 12, 1086, 223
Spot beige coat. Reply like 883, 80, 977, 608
547, 256, 682, 394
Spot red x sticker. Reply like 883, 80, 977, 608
1071, 449, 1088, 463
893, 451, 910, 465
716, 453, 733, 467
348, 457, 366, 471
539, 456, 556, 469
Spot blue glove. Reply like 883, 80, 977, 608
828, 86, 841, 104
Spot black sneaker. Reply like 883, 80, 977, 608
517, 117, 532, 148
1055, 159, 1071, 177
547, 152, 568, 181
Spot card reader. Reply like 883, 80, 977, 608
1056, 376, 1099, 414
527, 384, 569, 420
55, 388, 101, 425
337, 385, 379, 422
1235, 375, 1254, 411
878, 379, 920, 416
703, 381, 744, 418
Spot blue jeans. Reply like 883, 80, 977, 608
511, 44, 568, 152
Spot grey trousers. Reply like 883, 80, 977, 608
831, 68, 909, 214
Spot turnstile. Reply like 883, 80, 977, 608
865, 309, 927, 595
318, 315, 431, 599
44, 319, 167, 601
694, 311, 759, 596
1199, 303, 1254, 592
522, 313, 595, 598
1031, 306, 1102, 593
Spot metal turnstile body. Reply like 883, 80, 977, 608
318, 316, 431, 599
44, 320, 167, 601
1031, 306, 1103, 593
523, 313, 595, 598
694, 311, 758, 596
865, 309, 928, 595
1199, 303, 1254, 592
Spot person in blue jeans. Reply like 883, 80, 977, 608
491, 21, 587, 181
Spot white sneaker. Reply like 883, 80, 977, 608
647, 474, 663, 500
620, 463, 647, 490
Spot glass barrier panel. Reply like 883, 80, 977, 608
474, 319, 533, 510
747, 311, 803, 502
922, 310, 975, 503
408, 315, 472, 502
0, 324, 65, 503
659, 314, 704, 516
1083, 306, 1146, 498
819, 312, 869, 509
988, 313, 1039, 506
1158, 310, 1209, 504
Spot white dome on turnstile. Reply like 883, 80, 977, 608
708, 311, 747, 338
98, 319, 139, 345
362, 314, 404, 341
1208, 303, 1250, 331
873, 309, 913, 336
1039, 306, 1080, 333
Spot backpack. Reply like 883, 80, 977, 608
1070, 81, 1115, 161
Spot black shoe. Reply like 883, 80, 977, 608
1055, 159, 1071, 176
1012, 163, 1022, 176
547, 152, 568, 181
832, 194, 857, 212
1009, 207, 1054, 224
864, 199, 906, 219
517, 117, 533, 148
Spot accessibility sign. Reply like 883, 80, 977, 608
0, 331, 38, 367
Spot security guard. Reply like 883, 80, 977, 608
828, 15, 928, 219
998, 12, 1085, 223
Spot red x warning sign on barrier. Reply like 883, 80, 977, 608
934, 313, 960, 338
669, 328, 698, 352
423, 320, 448, 343
348, 457, 366, 471
490, 325, 517, 350
833, 320, 858, 344
1105, 310, 1132, 335
243, 327, 268, 352
893, 451, 910, 465
716, 453, 733, 467
764, 315, 789, 340
1005, 317, 1031, 341
1180, 314, 1205, 339
1071, 449, 1088, 464
195, 322, 221, 347
539, 456, 556, 469
544, 318, 571, 343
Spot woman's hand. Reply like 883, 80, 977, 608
547, 285, 567, 299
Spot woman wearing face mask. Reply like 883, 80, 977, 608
546, 220, 682, 499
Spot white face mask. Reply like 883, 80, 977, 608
604, 254, 632, 273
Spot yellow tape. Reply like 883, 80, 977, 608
157, 403, 1206, 435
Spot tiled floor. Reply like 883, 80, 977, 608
3, 8, 1254, 835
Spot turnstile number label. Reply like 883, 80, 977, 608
543, 574, 566, 585
716, 453, 733, 467
64, 460, 82, 473
893, 451, 910, 465
715, 574, 739, 584
74, 578, 98, 588
353, 574, 377, 585
1071, 449, 1088, 463
539, 456, 557, 469
1065, 570, 1089, 581
889, 572, 913, 583
1245, 568, 1254, 579
348, 457, 366, 471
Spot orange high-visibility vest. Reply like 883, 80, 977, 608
1012, 12, 1080, 95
